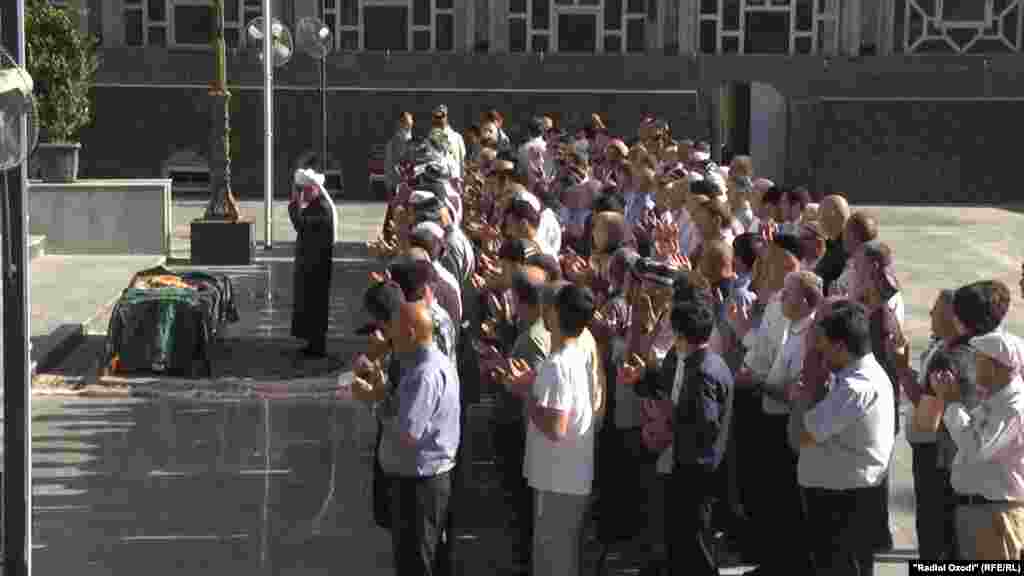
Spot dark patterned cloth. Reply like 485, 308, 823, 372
105, 287, 211, 377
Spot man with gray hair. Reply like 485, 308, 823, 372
409, 223, 462, 328
432, 104, 465, 180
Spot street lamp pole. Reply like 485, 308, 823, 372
2, 0, 33, 573
318, 2, 328, 174
262, 0, 273, 249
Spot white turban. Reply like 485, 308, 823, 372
292, 168, 338, 244
294, 167, 325, 188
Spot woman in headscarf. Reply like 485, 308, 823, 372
290, 168, 338, 357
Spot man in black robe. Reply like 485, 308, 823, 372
290, 168, 337, 357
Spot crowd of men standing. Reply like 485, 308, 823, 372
339, 104, 1024, 576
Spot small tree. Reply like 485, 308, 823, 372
25, 0, 99, 143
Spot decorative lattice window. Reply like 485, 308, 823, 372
895, 0, 1022, 54
324, 0, 455, 52
698, 0, 840, 55
509, 0, 647, 54
122, 1, 260, 48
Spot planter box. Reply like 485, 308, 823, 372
34, 143, 81, 182
28, 179, 172, 255
190, 220, 254, 266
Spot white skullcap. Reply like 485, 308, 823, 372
409, 189, 437, 205
294, 168, 325, 187
971, 330, 1024, 374
687, 172, 704, 183
573, 139, 590, 158
412, 221, 445, 241
691, 150, 711, 162
706, 171, 727, 195
515, 190, 542, 213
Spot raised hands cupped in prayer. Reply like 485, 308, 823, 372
617, 353, 647, 387
366, 329, 390, 361
728, 299, 755, 337
929, 369, 958, 403
563, 253, 592, 283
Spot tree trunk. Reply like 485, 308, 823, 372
204, 0, 239, 221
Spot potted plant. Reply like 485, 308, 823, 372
26, 0, 99, 182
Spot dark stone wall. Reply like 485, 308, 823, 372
77, 86, 700, 200
815, 101, 1022, 204
74, 50, 1024, 203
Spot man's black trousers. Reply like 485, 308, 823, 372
391, 470, 453, 576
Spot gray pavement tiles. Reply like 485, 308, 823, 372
28, 201, 1024, 575
25, 396, 916, 575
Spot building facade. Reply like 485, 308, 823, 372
43, 0, 1024, 203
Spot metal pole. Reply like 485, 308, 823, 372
316, 0, 328, 173
320, 58, 327, 175
262, 1, 273, 249
3, 0, 32, 573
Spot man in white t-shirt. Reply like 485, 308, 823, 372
521, 282, 597, 576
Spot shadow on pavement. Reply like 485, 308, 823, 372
31, 397, 391, 575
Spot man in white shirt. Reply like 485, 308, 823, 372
745, 271, 821, 576
522, 282, 597, 576
431, 104, 465, 180
384, 111, 414, 194
518, 117, 549, 191
511, 189, 561, 257
935, 329, 1024, 560
794, 301, 895, 575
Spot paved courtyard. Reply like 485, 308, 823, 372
16, 200, 1024, 574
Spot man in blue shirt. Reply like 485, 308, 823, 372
385, 301, 461, 575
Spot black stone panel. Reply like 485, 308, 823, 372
817, 101, 1024, 204
77, 87, 699, 200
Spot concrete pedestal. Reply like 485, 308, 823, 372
190, 220, 254, 265
28, 179, 173, 255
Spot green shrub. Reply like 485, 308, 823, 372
25, 0, 99, 142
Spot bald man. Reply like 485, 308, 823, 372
386, 301, 461, 576
815, 195, 851, 295
592, 211, 629, 255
